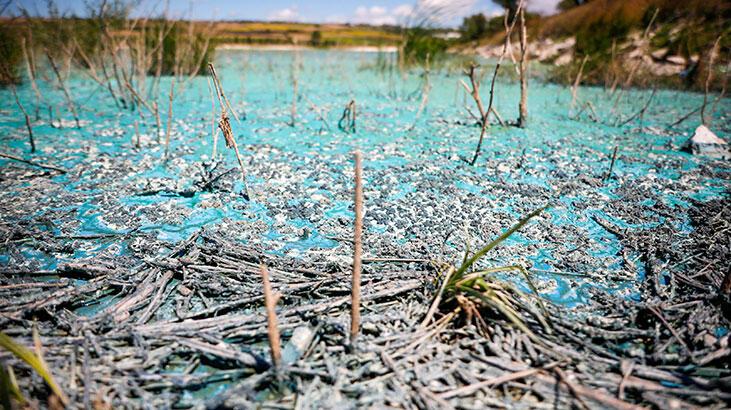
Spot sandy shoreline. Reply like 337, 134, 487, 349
216, 43, 398, 52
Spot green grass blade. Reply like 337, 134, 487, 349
0, 332, 69, 405
453, 205, 547, 281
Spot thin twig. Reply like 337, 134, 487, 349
0, 153, 67, 174
163, 78, 176, 159
604, 146, 618, 182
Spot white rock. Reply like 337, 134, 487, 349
683, 125, 729, 159
282, 326, 315, 364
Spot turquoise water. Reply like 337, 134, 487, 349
0, 49, 729, 307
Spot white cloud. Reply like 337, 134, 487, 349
268, 7, 299, 21
353, 5, 398, 25
393, 4, 413, 17
526, 0, 560, 15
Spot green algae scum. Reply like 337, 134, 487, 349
1, 5, 731, 409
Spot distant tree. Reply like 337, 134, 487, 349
494, 0, 519, 17
460, 13, 488, 41
310, 30, 322, 46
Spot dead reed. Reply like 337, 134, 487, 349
517, 4, 528, 128
350, 151, 364, 344
413, 53, 432, 122
208, 63, 251, 200
0, 152, 67, 174
464, 1, 523, 165
207, 76, 219, 157
45, 49, 81, 128
610, 8, 658, 114
259, 264, 282, 369
618, 86, 656, 127
604, 146, 619, 182
303, 95, 332, 133
569, 55, 589, 116
163, 78, 176, 159
20, 37, 44, 121
1, 64, 36, 152
338, 100, 357, 133
700, 36, 722, 126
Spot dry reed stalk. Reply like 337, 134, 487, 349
570, 55, 589, 116
468, 1, 523, 165
462, 64, 490, 166
163, 78, 176, 159
517, 5, 528, 128
45, 50, 81, 128
73, 39, 121, 110
350, 151, 364, 344
338, 100, 357, 133
153, 102, 162, 142
20, 38, 44, 120
414, 53, 432, 121
208, 63, 250, 200
618, 86, 656, 127
181, 21, 216, 88
700, 36, 722, 126
0, 153, 67, 174
207, 77, 219, 157
611, 8, 659, 112
1, 64, 36, 153
303, 95, 332, 132
504, 11, 519, 75
669, 62, 728, 128
259, 264, 282, 369
420, 266, 455, 329
134, 120, 141, 149
608, 39, 619, 92
491, 106, 506, 126
604, 146, 619, 182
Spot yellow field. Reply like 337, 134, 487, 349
211, 21, 402, 46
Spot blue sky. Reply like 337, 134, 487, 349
10, 0, 561, 27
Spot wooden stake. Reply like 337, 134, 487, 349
350, 151, 364, 344
259, 264, 281, 369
